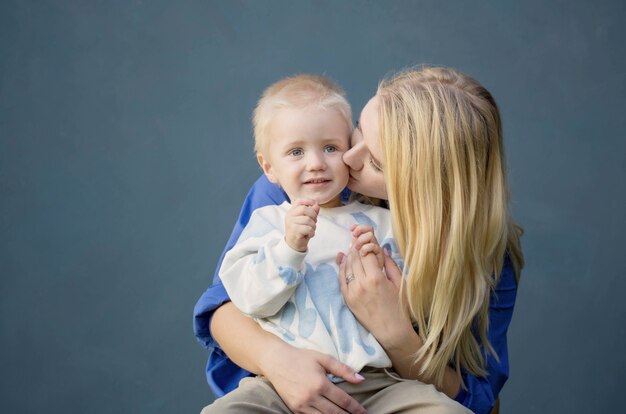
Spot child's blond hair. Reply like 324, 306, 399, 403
252, 74, 352, 157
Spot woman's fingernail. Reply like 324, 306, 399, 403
354, 373, 365, 381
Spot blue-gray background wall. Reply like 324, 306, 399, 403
1, 1, 624, 413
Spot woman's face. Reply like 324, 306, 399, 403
343, 96, 388, 200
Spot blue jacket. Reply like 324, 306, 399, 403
193, 175, 518, 414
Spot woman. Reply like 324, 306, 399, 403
194, 66, 524, 414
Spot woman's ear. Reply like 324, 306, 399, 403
257, 153, 278, 184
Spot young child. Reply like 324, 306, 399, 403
218, 74, 400, 391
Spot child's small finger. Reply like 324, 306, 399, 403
357, 232, 375, 244
294, 198, 316, 207
311, 201, 320, 215
294, 205, 318, 220
292, 215, 316, 228
296, 224, 315, 239
359, 243, 380, 257
354, 232, 375, 250
351, 224, 374, 237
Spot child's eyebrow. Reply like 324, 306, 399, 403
321, 136, 348, 143
281, 138, 306, 146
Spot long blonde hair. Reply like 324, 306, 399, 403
377, 67, 524, 386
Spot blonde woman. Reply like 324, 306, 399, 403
194, 66, 523, 414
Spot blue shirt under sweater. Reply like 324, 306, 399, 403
193, 174, 518, 414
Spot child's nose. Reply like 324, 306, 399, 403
306, 152, 326, 170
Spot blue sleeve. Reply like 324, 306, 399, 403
193, 174, 288, 396
454, 255, 518, 414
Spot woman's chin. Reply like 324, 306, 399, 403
347, 178, 387, 201
347, 177, 368, 196
347, 176, 360, 192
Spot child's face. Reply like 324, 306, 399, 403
258, 107, 351, 208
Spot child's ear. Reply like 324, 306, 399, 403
257, 153, 278, 184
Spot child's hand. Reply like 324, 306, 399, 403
285, 198, 320, 252
351, 224, 384, 268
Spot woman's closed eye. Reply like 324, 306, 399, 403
369, 157, 383, 172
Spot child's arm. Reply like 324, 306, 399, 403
193, 175, 288, 350
220, 206, 311, 318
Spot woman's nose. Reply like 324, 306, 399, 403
343, 141, 363, 171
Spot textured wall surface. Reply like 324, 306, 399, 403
1, 1, 625, 412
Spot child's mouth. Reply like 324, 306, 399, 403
304, 179, 331, 186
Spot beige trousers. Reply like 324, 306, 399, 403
200, 367, 471, 414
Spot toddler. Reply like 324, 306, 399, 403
216, 74, 402, 403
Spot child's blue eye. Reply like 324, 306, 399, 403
289, 149, 303, 157
324, 146, 337, 153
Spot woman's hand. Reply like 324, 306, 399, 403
335, 251, 464, 398
336, 244, 413, 351
259, 342, 367, 414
